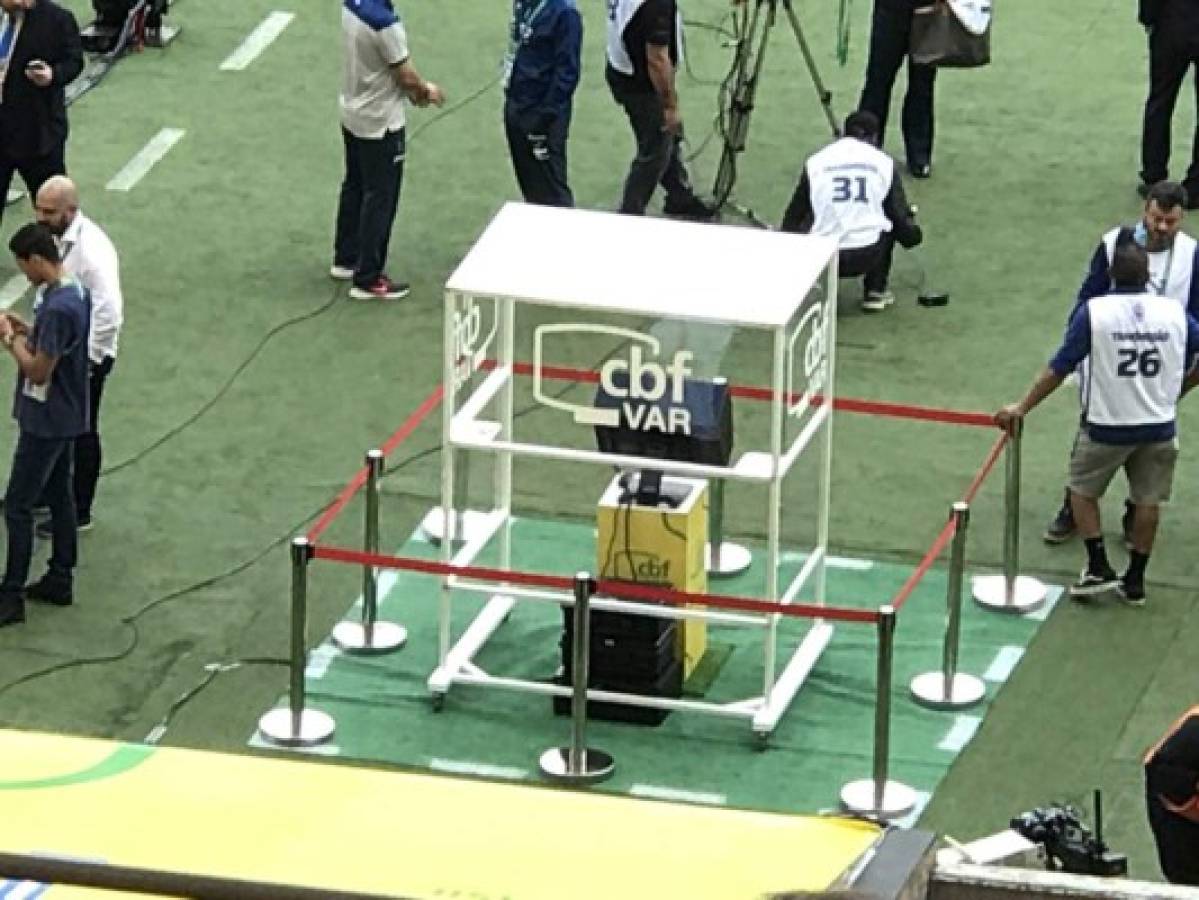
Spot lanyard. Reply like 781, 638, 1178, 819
511, 0, 550, 46
0, 11, 18, 65
1151, 242, 1175, 297
503, 0, 550, 87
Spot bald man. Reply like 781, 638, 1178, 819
34, 176, 121, 532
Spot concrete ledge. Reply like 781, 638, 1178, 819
932, 862, 1199, 899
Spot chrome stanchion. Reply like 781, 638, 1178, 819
539, 573, 615, 785
334, 449, 407, 654
911, 502, 987, 709
421, 448, 488, 545
841, 605, 917, 818
258, 537, 336, 747
973, 423, 1047, 614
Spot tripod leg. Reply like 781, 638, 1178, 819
713, 0, 776, 207
781, 0, 839, 136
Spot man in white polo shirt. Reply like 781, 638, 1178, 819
34, 175, 120, 532
332, 0, 444, 301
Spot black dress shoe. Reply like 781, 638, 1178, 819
908, 162, 932, 179
25, 576, 72, 607
0, 594, 25, 627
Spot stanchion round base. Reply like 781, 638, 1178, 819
840, 778, 918, 819
257, 708, 336, 748
332, 621, 407, 655
538, 747, 615, 785
972, 574, 1047, 614
705, 541, 753, 577
420, 507, 492, 546
910, 671, 987, 710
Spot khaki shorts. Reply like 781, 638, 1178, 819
1068, 430, 1179, 505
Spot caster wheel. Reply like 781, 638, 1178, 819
753, 731, 770, 751
431, 693, 446, 712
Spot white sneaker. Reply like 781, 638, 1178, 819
862, 290, 895, 312
329, 264, 354, 281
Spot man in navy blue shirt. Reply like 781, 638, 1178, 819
0, 222, 90, 627
997, 235, 1199, 605
503, 0, 582, 207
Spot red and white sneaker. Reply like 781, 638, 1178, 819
349, 277, 410, 301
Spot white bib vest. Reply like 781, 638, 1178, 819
1101, 227, 1196, 307
606, 0, 683, 75
805, 137, 894, 250
1083, 291, 1189, 428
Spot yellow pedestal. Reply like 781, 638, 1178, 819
597, 475, 708, 676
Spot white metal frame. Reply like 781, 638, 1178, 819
427, 204, 839, 739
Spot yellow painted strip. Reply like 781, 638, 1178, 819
0, 729, 878, 900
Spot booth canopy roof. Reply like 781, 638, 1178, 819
446, 203, 836, 329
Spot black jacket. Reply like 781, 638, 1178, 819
0, 0, 83, 160
1140, 0, 1199, 28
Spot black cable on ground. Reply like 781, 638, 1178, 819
98, 70, 501, 479
100, 285, 342, 477
0, 442, 435, 704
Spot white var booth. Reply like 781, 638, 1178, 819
429, 203, 839, 742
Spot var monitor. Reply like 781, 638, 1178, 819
593, 374, 733, 506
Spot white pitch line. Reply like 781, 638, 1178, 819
304, 643, 341, 680
629, 784, 727, 806
429, 758, 527, 780
106, 128, 186, 192
220, 11, 295, 71
781, 551, 874, 571
1024, 585, 1063, 622
892, 790, 932, 830
937, 715, 982, 752
983, 645, 1024, 683
0, 274, 29, 309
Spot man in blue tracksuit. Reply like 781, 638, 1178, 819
503, 0, 582, 207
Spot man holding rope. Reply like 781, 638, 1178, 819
1044, 182, 1199, 544
997, 234, 1199, 605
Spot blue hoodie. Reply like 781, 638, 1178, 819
504, 0, 582, 131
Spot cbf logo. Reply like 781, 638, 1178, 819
610, 550, 672, 583
533, 324, 694, 434
786, 299, 831, 419
452, 297, 496, 390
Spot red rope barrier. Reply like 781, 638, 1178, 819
962, 432, 1008, 506
310, 543, 880, 624
305, 386, 444, 544
507, 360, 995, 428
889, 517, 956, 613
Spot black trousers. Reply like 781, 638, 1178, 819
1141, 17, 1199, 195
2, 433, 76, 595
607, 68, 696, 215
74, 356, 113, 521
858, 0, 937, 168
504, 106, 573, 207
1146, 787, 1199, 885
333, 126, 406, 289
0, 143, 66, 227
840, 233, 895, 293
